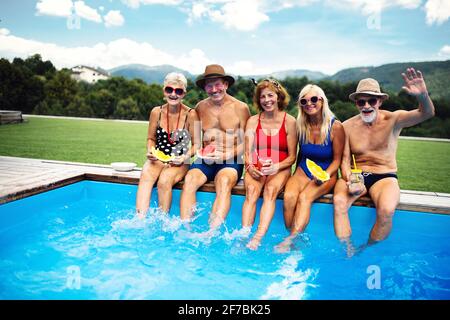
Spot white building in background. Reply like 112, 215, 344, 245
70, 65, 110, 83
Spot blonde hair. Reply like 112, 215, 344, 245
164, 72, 188, 90
253, 79, 290, 112
297, 84, 335, 145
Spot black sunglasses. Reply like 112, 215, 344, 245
164, 86, 185, 96
356, 97, 378, 107
300, 96, 321, 106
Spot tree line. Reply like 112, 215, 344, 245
1, 54, 449, 138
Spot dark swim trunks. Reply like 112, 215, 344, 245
362, 172, 398, 191
190, 160, 244, 182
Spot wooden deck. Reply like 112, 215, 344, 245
0, 156, 449, 214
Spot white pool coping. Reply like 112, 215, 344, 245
0, 156, 449, 214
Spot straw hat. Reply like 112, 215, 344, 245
195, 64, 235, 89
349, 78, 389, 101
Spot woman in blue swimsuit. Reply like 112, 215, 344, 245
136, 73, 200, 218
276, 84, 345, 252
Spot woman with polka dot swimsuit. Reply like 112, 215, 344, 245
155, 106, 191, 157
136, 73, 200, 218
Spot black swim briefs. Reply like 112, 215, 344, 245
362, 172, 398, 191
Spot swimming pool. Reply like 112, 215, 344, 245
0, 180, 449, 299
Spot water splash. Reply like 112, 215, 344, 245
260, 253, 318, 300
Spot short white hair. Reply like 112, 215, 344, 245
164, 72, 188, 90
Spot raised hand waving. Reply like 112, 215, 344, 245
401, 68, 428, 97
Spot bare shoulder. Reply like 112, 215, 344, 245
187, 107, 199, 120
236, 99, 250, 111
149, 105, 161, 120
246, 114, 259, 129
380, 109, 396, 119
332, 119, 344, 130
285, 114, 297, 130
150, 106, 161, 115
195, 99, 209, 112
342, 115, 359, 129
285, 113, 296, 124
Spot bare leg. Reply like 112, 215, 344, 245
209, 168, 239, 228
276, 174, 336, 253
292, 176, 336, 234
333, 178, 366, 239
179, 169, 207, 221
368, 178, 400, 243
135, 160, 165, 217
282, 168, 309, 230
242, 173, 265, 228
157, 164, 189, 213
247, 169, 291, 250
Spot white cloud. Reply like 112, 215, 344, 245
188, 0, 269, 31
104, 10, 125, 27
438, 45, 450, 56
0, 31, 211, 74
210, 0, 270, 31
324, 0, 421, 15
36, 0, 103, 24
0, 28, 10, 36
177, 49, 213, 74
36, 0, 73, 17
74, 1, 102, 23
425, 0, 450, 25
121, 0, 182, 9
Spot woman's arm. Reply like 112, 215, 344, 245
187, 108, 201, 158
275, 114, 298, 172
146, 107, 160, 160
327, 120, 345, 177
244, 115, 263, 178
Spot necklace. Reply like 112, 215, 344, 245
166, 104, 182, 144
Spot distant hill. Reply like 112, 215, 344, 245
108, 64, 327, 84
109, 64, 194, 84
328, 60, 450, 99
245, 69, 327, 81
108, 60, 450, 98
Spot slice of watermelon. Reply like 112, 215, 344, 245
199, 145, 216, 157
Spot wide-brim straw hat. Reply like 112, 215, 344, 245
195, 64, 235, 89
349, 78, 389, 101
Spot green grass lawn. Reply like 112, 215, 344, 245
1, 117, 449, 193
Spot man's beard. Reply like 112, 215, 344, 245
360, 108, 377, 124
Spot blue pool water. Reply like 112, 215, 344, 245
0, 180, 449, 300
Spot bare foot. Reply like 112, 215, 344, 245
246, 236, 261, 250
136, 210, 146, 220
275, 238, 293, 253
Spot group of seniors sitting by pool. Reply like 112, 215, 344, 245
135, 64, 435, 251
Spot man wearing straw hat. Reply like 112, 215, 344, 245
333, 67, 435, 244
180, 64, 250, 229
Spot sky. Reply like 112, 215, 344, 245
0, 0, 449, 76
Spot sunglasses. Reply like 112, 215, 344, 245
164, 86, 185, 96
356, 97, 378, 107
299, 96, 321, 106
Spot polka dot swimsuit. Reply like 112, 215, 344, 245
155, 105, 192, 156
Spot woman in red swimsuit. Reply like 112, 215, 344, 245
242, 79, 298, 250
